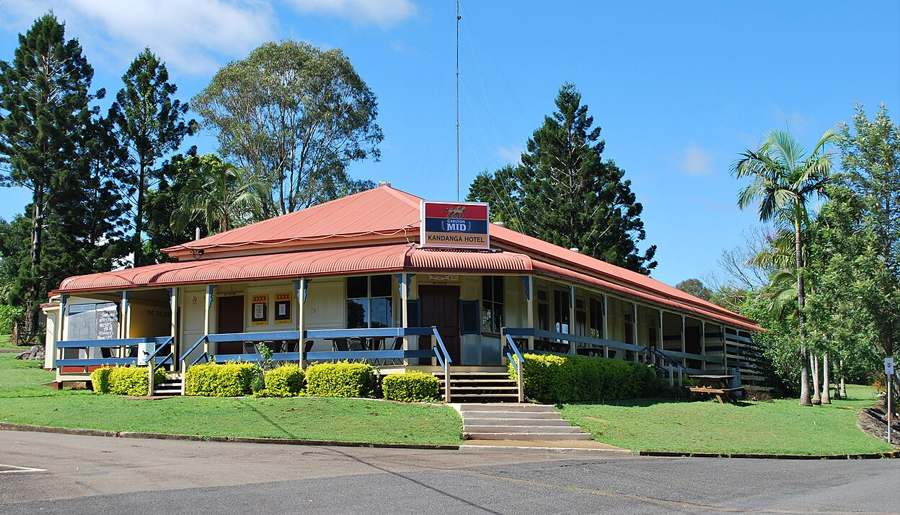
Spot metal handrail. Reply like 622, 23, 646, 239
431, 326, 452, 369
430, 326, 452, 402
502, 331, 525, 402
190, 352, 210, 367
146, 336, 174, 361
645, 346, 689, 372
153, 352, 174, 371
180, 335, 209, 363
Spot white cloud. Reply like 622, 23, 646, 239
497, 144, 523, 164
286, 0, 417, 28
1, 0, 276, 76
679, 142, 716, 177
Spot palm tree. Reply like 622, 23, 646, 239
731, 128, 838, 406
173, 155, 266, 235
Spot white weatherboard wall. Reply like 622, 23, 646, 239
305, 278, 343, 352
244, 282, 296, 333
181, 287, 206, 366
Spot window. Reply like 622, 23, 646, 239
537, 289, 549, 331
575, 298, 586, 336
553, 289, 570, 334
481, 276, 504, 333
589, 297, 603, 339
347, 275, 393, 329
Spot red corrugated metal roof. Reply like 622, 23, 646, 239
55, 244, 534, 294
56, 185, 760, 330
488, 223, 756, 329
164, 186, 422, 259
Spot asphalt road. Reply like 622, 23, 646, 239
0, 431, 897, 514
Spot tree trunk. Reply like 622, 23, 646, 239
839, 359, 847, 398
25, 185, 45, 340
795, 216, 811, 406
811, 353, 821, 405
821, 352, 831, 404
133, 161, 146, 268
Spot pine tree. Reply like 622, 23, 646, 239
469, 84, 657, 274
110, 48, 193, 267
0, 13, 108, 340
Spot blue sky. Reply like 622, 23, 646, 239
1, 1, 898, 287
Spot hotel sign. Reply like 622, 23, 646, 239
421, 201, 490, 249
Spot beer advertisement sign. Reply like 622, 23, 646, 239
421, 201, 490, 249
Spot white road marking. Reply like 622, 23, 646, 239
0, 464, 46, 474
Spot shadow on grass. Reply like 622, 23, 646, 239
563, 397, 755, 408
235, 398, 298, 440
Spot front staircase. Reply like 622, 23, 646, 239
434, 370, 519, 402
458, 404, 591, 441
152, 377, 183, 396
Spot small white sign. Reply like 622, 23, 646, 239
886, 357, 895, 375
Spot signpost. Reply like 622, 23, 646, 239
886, 357, 894, 444
420, 201, 490, 249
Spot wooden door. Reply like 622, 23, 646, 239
420, 285, 461, 365
217, 296, 244, 354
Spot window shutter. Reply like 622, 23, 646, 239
406, 299, 421, 327
459, 300, 480, 335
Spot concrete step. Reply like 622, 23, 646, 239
450, 392, 519, 402
459, 403, 559, 415
462, 413, 564, 421
443, 378, 513, 383
464, 432, 593, 441
451, 386, 518, 392
464, 418, 572, 426
464, 425, 582, 434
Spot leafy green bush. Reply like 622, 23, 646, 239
306, 362, 375, 398
90, 366, 114, 394
107, 366, 167, 396
0, 305, 24, 335
382, 371, 440, 402
184, 362, 259, 397
264, 365, 305, 397
509, 353, 661, 403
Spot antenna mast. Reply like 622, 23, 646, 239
456, 0, 460, 201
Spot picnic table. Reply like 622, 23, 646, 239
688, 374, 743, 404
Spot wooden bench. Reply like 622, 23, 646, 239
688, 386, 743, 404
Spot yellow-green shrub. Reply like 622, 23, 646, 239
509, 353, 661, 403
382, 371, 440, 402
264, 365, 305, 397
90, 366, 114, 394
305, 362, 375, 398
184, 362, 260, 397
107, 366, 167, 396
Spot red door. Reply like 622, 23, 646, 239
217, 296, 244, 354
420, 285, 461, 365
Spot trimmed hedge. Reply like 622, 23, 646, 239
264, 365, 305, 397
306, 362, 375, 398
382, 371, 441, 402
90, 366, 114, 394
185, 362, 260, 397
90, 366, 166, 396
509, 353, 662, 403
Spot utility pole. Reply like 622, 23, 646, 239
456, 0, 461, 201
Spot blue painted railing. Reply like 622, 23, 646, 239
502, 330, 525, 402
644, 345, 688, 387
178, 327, 453, 400
57, 336, 174, 368
504, 327, 654, 356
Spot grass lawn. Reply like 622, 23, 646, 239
0, 353, 463, 445
560, 386, 895, 455
0, 333, 17, 350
